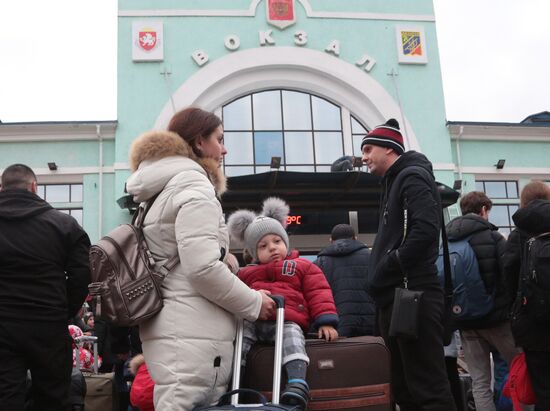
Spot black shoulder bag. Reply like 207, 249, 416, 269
389, 199, 425, 340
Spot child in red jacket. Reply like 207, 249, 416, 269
228, 197, 338, 409
129, 354, 155, 411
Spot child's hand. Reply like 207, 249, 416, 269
318, 326, 338, 341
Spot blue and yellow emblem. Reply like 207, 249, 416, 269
401, 31, 423, 56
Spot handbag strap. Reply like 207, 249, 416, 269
131, 191, 180, 280
400, 200, 409, 288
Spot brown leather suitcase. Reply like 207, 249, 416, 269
242, 336, 392, 410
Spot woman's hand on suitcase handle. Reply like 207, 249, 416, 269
318, 325, 338, 341
258, 289, 276, 320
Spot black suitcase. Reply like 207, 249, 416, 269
194, 296, 300, 410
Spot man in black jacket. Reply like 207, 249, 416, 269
314, 224, 376, 337
362, 119, 456, 411
446, 191, 518, 410
0, 164, 91, 411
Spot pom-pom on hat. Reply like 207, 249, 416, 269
227, 197, 290, 262
360, 118, 404, 155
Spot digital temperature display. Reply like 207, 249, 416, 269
286, 215, 302, 225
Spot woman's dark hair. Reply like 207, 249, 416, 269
459, 191, 492, 215
520, 180, 550, 208
167, 107, 222, 157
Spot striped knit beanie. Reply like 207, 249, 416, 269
360, 118, 404, 155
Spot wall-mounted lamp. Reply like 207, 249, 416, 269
495, 159, 506, 169
352, 156, 364, 169
270, 156, 281, 169
47, 162, 58, 171
452, 180, 463, 190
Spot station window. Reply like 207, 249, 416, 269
37, 184, 83, 226
222, 90, 368, 176
475, 181, 518, 199
351, 116, 368, 157
475, 180, 519, 236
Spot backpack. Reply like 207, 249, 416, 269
88, 194, 179, 327
519, 231, 550, 325
436, 236, 495, 322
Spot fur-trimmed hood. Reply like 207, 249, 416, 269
129, 354, 145, 375
127, 130, 226, 201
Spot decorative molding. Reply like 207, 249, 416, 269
297, 0, 435, 22
448, 124, 550, 142
0, 166, 116, 176
153, 47, 421, 152
0, 122, 117, 142
119, 0, 435, 22
457, 166, 550, 176
432, 163, 456, 171
114, 162, 131, 170
119, 0, 261, 17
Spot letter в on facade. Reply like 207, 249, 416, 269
191, 50, 209, 66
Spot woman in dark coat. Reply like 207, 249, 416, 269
503, 180, 550, 409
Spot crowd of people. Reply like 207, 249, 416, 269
0, 109, 548, 411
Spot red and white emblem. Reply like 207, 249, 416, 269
138, 30, 157, 51
267, 0, 296, 30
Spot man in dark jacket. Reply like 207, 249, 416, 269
504, 181, 550, 409
314, 224, 376, 337
362, 119, 456, 411
0, 164, 91, 411
447, 191, 518, 410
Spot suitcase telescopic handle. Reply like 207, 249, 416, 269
271, 295, 285, 405
230, 295, 285, 406
270, 295, 285, 309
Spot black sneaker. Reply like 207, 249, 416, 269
280, 379, 310, 409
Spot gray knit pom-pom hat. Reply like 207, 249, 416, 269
227, 197, 290, 261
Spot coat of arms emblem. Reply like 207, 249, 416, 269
138, 30, 157, 51
267, 0, 296, 29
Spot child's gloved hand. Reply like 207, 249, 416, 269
318, 325, 338, 341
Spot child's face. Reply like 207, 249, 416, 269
256, 234, 288, 264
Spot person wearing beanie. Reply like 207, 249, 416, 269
362, 119, 457, 410
314, 224, 376, 337
227, 197, 339, 409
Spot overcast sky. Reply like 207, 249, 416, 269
0, 1, 548, 123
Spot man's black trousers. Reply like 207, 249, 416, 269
0, 320, 72, 411
379, 285, 457, 411
525, 349, 550, 410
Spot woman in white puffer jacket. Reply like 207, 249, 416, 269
126, 108, 275, 411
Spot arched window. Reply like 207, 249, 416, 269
222, 90, 368, 176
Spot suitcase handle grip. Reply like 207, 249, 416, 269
270, 295, 285, 309
218, 388, 268, 405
